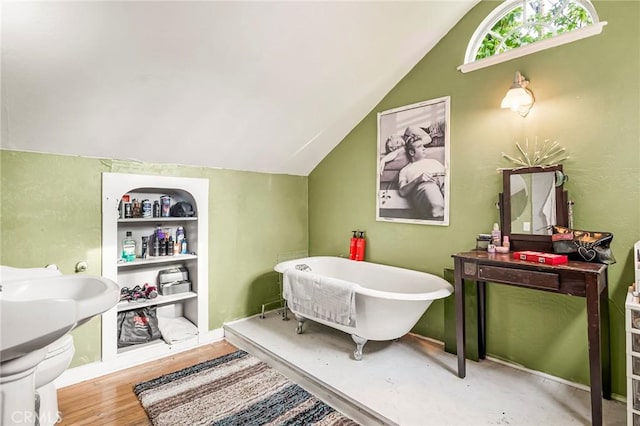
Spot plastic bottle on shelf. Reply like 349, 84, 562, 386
176, 226, 185, 244
122, 231, 136, 262
160, 195, 171, 217
141, 236, 149, 259
152, 234, 160, 257
167, 236, 174, 256
159, 238, 166, 256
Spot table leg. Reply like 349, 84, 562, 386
478, 280, 486, 360
586, 274, 603, 426
600, 273, 611, 399
454, 258, 466, 378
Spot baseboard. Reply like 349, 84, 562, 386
55, 328, 225, 388
485, 354, 626, 404
408, 332, 627, 404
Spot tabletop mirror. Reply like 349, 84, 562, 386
499, 165, 568, 252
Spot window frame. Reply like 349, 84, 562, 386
458, 0, 606, 73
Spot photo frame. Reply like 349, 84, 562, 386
376, 96, 450, 226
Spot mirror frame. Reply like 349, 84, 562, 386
499, 165, 568, 252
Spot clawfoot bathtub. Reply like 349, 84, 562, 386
274, 256, 453, 360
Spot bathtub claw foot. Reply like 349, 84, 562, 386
354, 347, 363, 361
351, 334, 367, 361
293, 314, 306, 334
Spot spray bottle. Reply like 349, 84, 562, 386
349, 231, 358, 260
355, 231, 366, 261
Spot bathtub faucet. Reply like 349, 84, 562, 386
295, 264, 312, 272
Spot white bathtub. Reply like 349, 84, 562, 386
274, 256, 453, 360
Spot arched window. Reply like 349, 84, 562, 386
459, 0, 606, 73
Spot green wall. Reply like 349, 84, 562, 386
0, 151, 308, 367
309, 1, 639, 397
1, 0, 637, 398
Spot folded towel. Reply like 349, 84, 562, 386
157, 316, 198, 345
283, 268, 356, 327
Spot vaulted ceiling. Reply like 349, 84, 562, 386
1, 1, 478, 175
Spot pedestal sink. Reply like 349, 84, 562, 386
1, 268, 120, 426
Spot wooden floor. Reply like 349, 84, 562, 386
57, 340, 237, 426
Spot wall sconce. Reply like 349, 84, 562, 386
501, 71, 535, 117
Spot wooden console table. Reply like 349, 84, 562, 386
452, 251, 610, 426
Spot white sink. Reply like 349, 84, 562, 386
1, 274, 120, 362
0, 268, 119, 426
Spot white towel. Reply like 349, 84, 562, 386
157, 316, 198, 345
283, 268, 356, 327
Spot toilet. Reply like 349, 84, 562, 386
34, 335, 75, 426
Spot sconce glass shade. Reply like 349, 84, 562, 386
501, 71, 534, 117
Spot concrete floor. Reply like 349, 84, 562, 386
224, 310, 626, 426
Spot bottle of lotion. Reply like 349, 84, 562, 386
492, 223, 502, 247
502, 235, 510, 250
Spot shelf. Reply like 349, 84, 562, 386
117, 333, 198, 355
117, 291, 197, 312
118, 254, 197, 268
117, 338, 166, 354
118, 217, 197, 223
102, 173, 208, 365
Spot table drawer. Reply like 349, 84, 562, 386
478, 265, 560, 290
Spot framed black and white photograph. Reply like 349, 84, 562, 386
376, 96, 450, 225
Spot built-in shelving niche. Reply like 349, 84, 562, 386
101, 173, 209, 364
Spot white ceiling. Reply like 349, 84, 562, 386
1, 1, 478, 176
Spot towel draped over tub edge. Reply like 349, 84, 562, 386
283, 268, 357, 327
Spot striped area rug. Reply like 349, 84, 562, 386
134, 350, 359, 426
